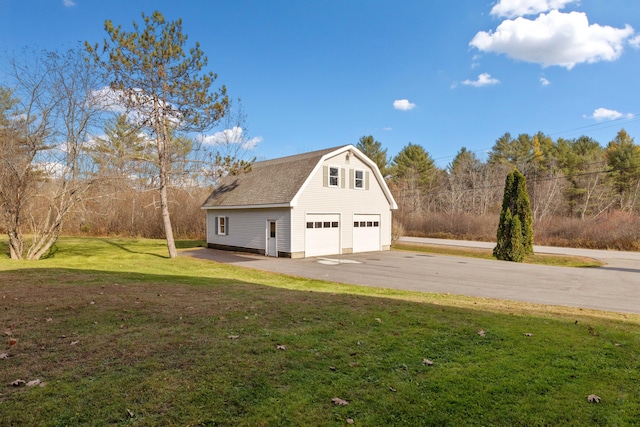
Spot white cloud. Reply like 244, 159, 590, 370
242, 136, 262, 150
34, 161, 66, 178
63, 0, 76, 7
540, 77, 550, 86
630, 35, 640, 48
471, 10, 634, 69
588, 108, 634, 121
91, 87, 126, 113
461, 73, 500, 87
198, 126, 261, 150
383, 127, 392, 131
393, 99, 416, 111
490, 0, 576, 18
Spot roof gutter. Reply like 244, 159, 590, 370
201, 203, 292, 210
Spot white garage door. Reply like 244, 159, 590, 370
353, 214, 381, 253
305, 214, 340, 257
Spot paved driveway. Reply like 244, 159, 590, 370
183, 238, 640, 314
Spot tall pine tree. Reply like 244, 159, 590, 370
494, 169, 533, 261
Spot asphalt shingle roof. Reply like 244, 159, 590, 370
202, 146, 346, 208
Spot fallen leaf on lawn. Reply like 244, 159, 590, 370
331, 397, 349, 406
423, 358, 434, 366
127, 408, 135, 418
277, 344, 286, 350
347, 418, 354, 424
329, 366, 336, 371
26, 379, 42, 387
4, 329, 11, 336
587, 394, 601, 403
614, 343, 621, 347
46, 318, 53, 322
389, 386, 396, 392
11, 379, 25, 387
477, 329, 486, 337
0, 353, 8, 359
70, 341, 79, 346
228, 335, 240, 339
524, 333, 533, 337
8, 338, 17, 347
375, 318, 382, 323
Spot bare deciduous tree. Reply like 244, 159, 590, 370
0, 48, 105, 260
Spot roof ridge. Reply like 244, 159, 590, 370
255, 145, 349, 166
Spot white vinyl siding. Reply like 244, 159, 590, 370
291, 152, 392, 255
207, 208, 291, 253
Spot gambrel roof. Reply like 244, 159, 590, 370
201, 145, 397, 209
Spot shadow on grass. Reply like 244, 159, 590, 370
99, 239, 167, 258
1, 266, 639, 426
176, 240, 206, 249
0, 240, 58, 260
97, 239, 205, 258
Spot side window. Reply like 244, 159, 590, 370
354, 170, 364, 189
217, 216, 228, 235
329, 166, 339, 187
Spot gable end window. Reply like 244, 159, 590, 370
350, 168, 369, 190
355, 170, 364, 189
216, 216, 229, 235
329, 166, 339, 187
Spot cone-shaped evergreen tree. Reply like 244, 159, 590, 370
494, 169, 533, 261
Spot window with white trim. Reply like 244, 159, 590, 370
217, 216, 227, 235
354, 169, 364, 189
329, 166, 339, 187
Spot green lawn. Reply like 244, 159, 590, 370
393, 242, 604, 267
0, 237, 638, 426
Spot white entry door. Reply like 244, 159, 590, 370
305, 214, 340, 257
353, 214, 381, 253
267, 220, 277, 257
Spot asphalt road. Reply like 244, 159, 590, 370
184, 237, 640, 314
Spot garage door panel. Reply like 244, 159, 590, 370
305, 214, 340, 257
353, 214, 380, 253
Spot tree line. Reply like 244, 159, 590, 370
357, 130, 640, 249
358, 130, 640, 219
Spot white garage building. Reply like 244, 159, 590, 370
202, 145, 397, 258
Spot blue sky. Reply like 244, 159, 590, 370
1, 0, 640, 167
